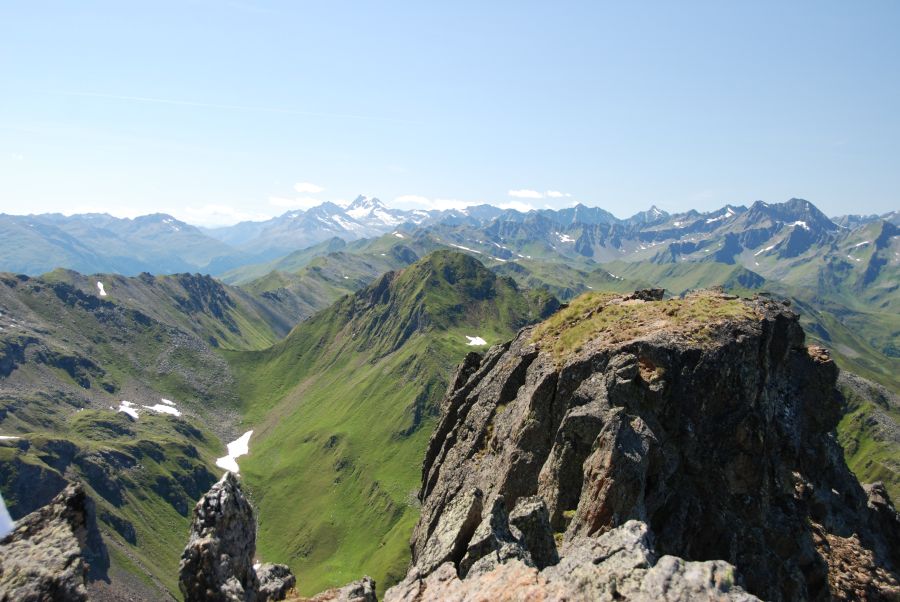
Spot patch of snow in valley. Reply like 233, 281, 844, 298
466, 336, 487, 346
216, 430, 254, 473
143, 403, 181, 416
449, 243, 481, 254
116, 400, 139, 420
393, 232, 405, 238
754, 244, 776, 256
0, 492, 14, 539
96, 281, 107, 297
847, 255, 861, 262
0, 435, 21, 440
851, 241, 870, 248
161, 398, 176, 406
555, 232, 576, 243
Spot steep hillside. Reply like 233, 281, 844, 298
0, 270, 294, 599
227, 251, 559, 595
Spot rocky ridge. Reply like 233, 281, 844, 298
398, 289, 900, 600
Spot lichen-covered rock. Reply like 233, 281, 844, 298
0, 482, 108, 602
508, 496, 558, 569
459, 495, 530, 577
256, 563, 297, 601
179, 472, 294, 602
408, 290, 900, 600
386, 520, 756, 601
297, 576, 377, 601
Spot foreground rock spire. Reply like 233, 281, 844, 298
179, 471, 296, 602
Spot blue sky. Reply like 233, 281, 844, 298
1, 1, 898, 225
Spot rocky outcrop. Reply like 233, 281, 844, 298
179, 472, 295, 602
295, 576, 377, 601
388, 520, 755, 601
404, 290, 900, 601
0, 482, 108, 602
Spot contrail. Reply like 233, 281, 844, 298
58, 91, 423, 125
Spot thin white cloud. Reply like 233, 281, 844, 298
392, 195, 475, 211
498, 200, 538, 212
546, 190, 572, 198
294, 182, 324, 194
393, 194, 431, 206
176, 204, 271, 227
268, 196, 322, 211
508, 189, 544, 199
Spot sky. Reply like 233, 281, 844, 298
1, 1, 898, 226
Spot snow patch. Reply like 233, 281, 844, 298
449, 243, 481, 255
116, 400, 139, 420
851, 241, 871, 248
96, 281, 107, 297
216, 430, 253, 474
555, 232, 575, 243
847, 255, 861, 262
754, 244, 776, 256
393, 232, 405, 239
788, 221, 810, 231
143, 403, 181, 417
0, 435, 21, 440
161, 398, 176, 406
466, 336, 487, 346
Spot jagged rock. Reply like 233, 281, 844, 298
179, 472, 294, 602
459, 495, 529, 577
407, 290, 900, 600
414, 486, 483, 576
508, 496, 558, 569
386, 520, 756, 601
0, 482, 108, 602
256, 563, 297, 601
298, 576, 377, 601
624, 288, 665, 302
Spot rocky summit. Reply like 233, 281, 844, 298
397, 290, 900, 601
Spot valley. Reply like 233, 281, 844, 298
0, 197, 898, 599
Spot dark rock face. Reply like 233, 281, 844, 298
405, 291, 900, 601
179, 472, 295, 602
0, 482, 109, 601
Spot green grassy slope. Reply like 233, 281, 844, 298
0, 270, 284, 599
227, 251, 558, 595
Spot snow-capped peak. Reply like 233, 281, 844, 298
345, 195, 404, 227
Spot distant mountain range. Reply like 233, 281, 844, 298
4, 195, 895, 277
